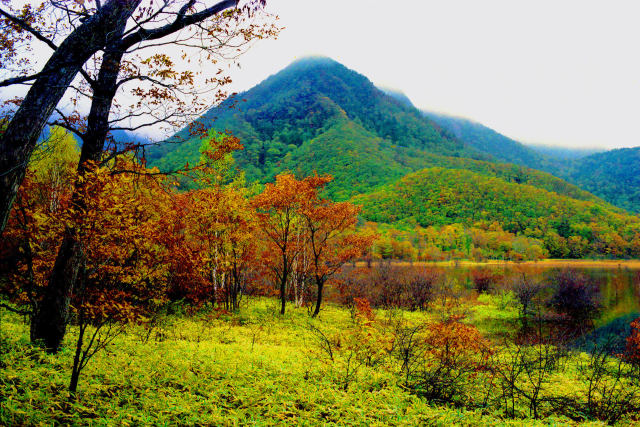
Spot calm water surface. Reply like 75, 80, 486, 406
447, 263, 640, 325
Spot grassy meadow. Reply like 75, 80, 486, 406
2, 266, 640, 426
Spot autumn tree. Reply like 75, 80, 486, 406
62, 158, 172, 394
180, 184, 257, 311
300, 185, 372, 317
1, 0, 277, 351
0, 0, 277, 237
253, 174, 329, 315
1, 148, 173, 392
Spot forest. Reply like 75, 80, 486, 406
1, 1, 640, 426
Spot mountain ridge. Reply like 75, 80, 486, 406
148, 56, 638, 216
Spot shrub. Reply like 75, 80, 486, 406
577, 336, 640, 424
392, 317, 494, 405
405, 269, 439, 311
512, 275, 545, 328
625, 318, 640, 367
471, 269, 496, 294
548, 269, 602, 328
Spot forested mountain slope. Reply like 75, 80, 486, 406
565, 147, 640, 213
148, 57, 615, 207
420, 110, 640, 213
148, 57, 476, 179
422, 111, 559, 173
353, 168, 640, 258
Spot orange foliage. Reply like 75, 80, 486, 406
352, 297, 375, 322
2, 157, 172, 324
422, 317, 494, 372
626, 318, 640, 366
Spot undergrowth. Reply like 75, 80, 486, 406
1, 297, 635, 426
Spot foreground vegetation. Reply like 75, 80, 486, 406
2, 126, 639, 426
2, 276, 640, 426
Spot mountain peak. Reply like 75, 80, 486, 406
287, 55, 340, 68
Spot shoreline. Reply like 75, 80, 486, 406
355, 259, 640, 269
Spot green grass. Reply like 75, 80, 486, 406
0, 297, 631, 426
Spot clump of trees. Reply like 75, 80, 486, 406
252, 173, 372, 316
0, 127, 371, 392
1, 0, 281, 354
334, 264, 441, 311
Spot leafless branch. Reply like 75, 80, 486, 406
118, 0, 238, 50
0, 7, 57, 50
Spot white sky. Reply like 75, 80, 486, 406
225, 0, 640, 149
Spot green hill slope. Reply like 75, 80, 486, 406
354, 168, 640, 257
147, 57, 478, 179
565, 147, 640, 213
420, 111, 640, 213
422, 111, 558, 172
148, 57, 613, 207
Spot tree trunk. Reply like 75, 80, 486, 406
30, 40, 126, 352
312, 278, 324, 318
30, 233, 82, 349
280, 273, 287, 315
69, 323, 86, 395
0, 0, 140, 237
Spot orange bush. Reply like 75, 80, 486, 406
625, 318, 640, 366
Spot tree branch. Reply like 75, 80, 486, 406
0, 73, 42, 88
110, 113, 179, 131
0, 7, 57, 50
0, 302, 32, 316
119, 0, 238, 50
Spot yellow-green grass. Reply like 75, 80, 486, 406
0, 297, 628, 426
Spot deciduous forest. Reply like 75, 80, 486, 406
1, 1, 639, 425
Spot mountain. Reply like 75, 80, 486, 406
420, 111, 640, 213
146, 56, 640, 258
147, 57, 484, 195
148, 57, 602, 203
421, 111, 558, 172
565, 147, 640, 213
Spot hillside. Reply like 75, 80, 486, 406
566, 147, 640, 213
147, 57, 480, 189
422, 111, 558, 173
148, 57, 618, 209
353, 168, 640, 258
419, 111, 640, 213
527, 144, 604, 160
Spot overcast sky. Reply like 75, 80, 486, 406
225, 0, 640, 150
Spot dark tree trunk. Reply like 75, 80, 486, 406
69, 323, 86, 395
31, 41, 126, 352
280, 251, 288, 315
312, 278, 324, 318
29, 233, 82, 349
0, 0, 140, 237
280, 272, 287, 315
